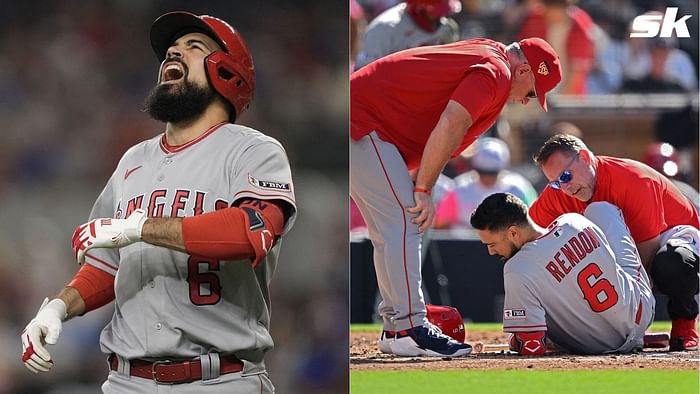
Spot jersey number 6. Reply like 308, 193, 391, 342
187, 256, 222, 305
576, 262, 619, 313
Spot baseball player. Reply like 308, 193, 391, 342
20, 12, 296, 393
351, 37, 562, 356
355, 0, 461, 70
471, 193, 655, 355
529, 134, 699, 351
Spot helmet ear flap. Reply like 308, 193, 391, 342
204, 51, 254, 120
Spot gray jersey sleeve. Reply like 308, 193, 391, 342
356, 23, 396, 69
231, 141, 297, 233
503, 268, 547, 332
83, 171, 120, 276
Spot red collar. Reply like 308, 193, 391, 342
159, 122, 227, 154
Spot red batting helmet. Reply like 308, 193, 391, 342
407, 0, 462, 17
644, 142, 679, 178
150, 11, 255, 122
426, 304, 466, 343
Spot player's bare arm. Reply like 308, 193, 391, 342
637, 235, 662, 272
72, 200, 286, 265
408, 99, 472, 232
56, 286, 86, 318
141, 217, 186, 252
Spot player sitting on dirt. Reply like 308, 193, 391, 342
471, 193, 655, 355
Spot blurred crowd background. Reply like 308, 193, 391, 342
0, 1, 348, 393
351, 0, 698, 324
351, 0, 698, 230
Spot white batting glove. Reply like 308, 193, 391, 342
71, 209, 148, 264
21, 297, 67, 373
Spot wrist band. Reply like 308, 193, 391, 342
414, 187, 432, 195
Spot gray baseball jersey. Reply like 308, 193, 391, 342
84, 122, 296, 371
502, 203, 654, 354
355, 2, 459, 69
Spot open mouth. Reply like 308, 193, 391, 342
161, 62, 185, 83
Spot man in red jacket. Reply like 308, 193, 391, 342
530, 134, 699, 351
351, 37, 562, 356
517, 0, 597, 94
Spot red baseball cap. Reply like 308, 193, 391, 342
519, 38, 562, 111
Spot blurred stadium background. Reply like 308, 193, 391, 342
351, 0, 698, 325
0, 1, 348, 393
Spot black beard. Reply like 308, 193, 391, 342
499, 243, 520, 262
144, 79, 216, 123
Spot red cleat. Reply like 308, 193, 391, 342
669, 318, 698, 351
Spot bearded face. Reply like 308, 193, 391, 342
144, 58, 217, 124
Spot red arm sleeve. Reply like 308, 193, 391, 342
509, 331, 547, 356
181, 199, 285, 266
67, 263, 115, 313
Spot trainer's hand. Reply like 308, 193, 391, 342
72, 209, 148, 264
407, 191, 435, 233
21, 298, 67, 373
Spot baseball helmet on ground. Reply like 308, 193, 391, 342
426, 304, 466, 343
407, 0, 462, 17
150, 11, 255, 121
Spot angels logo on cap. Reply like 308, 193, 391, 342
519, 38, 562, 111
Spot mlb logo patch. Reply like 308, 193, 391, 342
504, 309, 527, 320
248, 174, 291, 192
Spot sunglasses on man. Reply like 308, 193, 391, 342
549, 154, 577, 190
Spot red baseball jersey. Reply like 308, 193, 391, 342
351, 39, 512, 170
530, 156, 699, 243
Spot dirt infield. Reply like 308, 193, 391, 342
351, 330, 699, 371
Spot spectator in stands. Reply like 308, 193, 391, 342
351, 0, 368, 71
643, 142, 699, 212
620, 35, 698, 93
354, 0, 461, 70
517, 0, 598, 95
594, 12, 698, 94
452, 0, 503, 40
434, 137, 537, 229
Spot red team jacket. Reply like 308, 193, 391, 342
530, 156, 699, 243
351, 39, 512, 170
